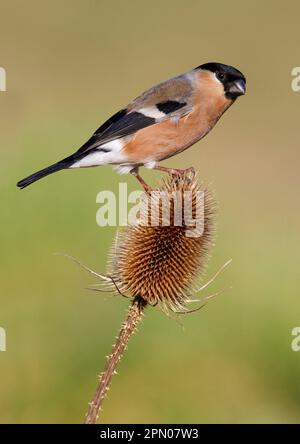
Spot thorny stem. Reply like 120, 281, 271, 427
84, 296, 147, 424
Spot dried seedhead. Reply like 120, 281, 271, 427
73, 173, 222, 423
108, 173, 216, 312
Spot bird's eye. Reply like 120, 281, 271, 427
216, 72, 225, 81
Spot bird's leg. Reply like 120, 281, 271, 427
153, 165, 195, 178
130, 168, 152, 194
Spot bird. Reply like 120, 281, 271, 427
17, 62, 246, 192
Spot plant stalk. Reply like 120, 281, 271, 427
84, 296, 147, 424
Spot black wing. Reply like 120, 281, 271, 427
76, 109, 155, 154
76, 100, 187, 155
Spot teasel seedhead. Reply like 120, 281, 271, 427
106, 173, 216, 313
79, 172, 221, 423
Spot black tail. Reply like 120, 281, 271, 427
17, 155, 75, 189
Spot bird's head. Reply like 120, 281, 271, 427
196, 62, 246, 100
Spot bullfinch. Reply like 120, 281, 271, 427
17, 62, 246, 192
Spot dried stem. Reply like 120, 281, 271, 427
84, 296, 147, 424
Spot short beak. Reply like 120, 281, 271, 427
226, 79, 246, 99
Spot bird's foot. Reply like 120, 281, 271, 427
154, 165, 195, 179
131, 170, 153, 195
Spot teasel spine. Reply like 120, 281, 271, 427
84, 296, 147, 424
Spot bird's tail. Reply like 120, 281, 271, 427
17, 155, 75, 189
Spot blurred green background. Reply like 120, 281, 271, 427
1, 0, 300, 424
